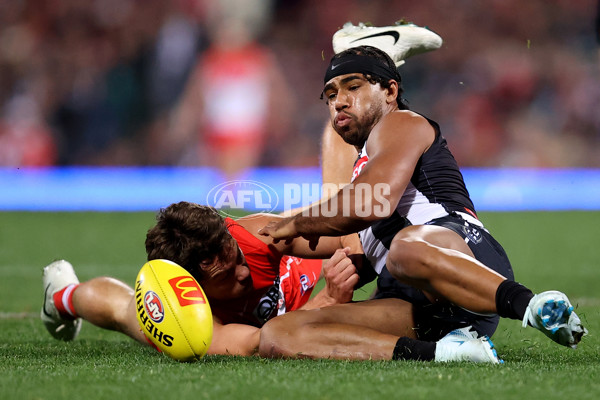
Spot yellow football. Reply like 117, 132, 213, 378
135, 259, 213, 362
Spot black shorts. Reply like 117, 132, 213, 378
373, 212, 514, 341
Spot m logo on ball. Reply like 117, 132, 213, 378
136, 260, 213, 361
169, 276, 207, 307
143, 291, 165, 323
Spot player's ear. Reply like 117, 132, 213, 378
385, 80, 399, 105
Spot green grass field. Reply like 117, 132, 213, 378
1, 211, 599, 400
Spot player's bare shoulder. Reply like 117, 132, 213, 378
384, 109, 430, 128
370, 110, 435, 153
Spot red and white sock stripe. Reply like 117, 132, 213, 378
53, 283, 79, 319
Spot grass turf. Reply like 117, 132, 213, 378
1, 211, 599, 399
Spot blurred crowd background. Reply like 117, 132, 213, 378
0, 0, 599, 174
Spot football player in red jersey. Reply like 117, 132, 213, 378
42, 201, 363, 357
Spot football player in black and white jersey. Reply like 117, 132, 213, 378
259, 45, 587, 362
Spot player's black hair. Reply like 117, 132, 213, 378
329, 45, 409, 110
145, 201, 234, 283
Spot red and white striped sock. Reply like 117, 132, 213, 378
52, 283, 79, 320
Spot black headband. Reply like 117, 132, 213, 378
323, 54, 397, 85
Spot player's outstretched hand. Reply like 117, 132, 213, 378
258, 217, 298, 244
259, 217, 321, 250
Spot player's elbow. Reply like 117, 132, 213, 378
258, 314, 303, 358
258, 318, 289, 358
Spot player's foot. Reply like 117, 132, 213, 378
435, 326, 503, 364
522, 290, 588, 349
332, 21, 443, 66
41, 260, 82, 341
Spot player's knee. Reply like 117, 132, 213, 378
388, 236, 432, 280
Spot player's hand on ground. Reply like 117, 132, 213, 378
323, 247, 360, 304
